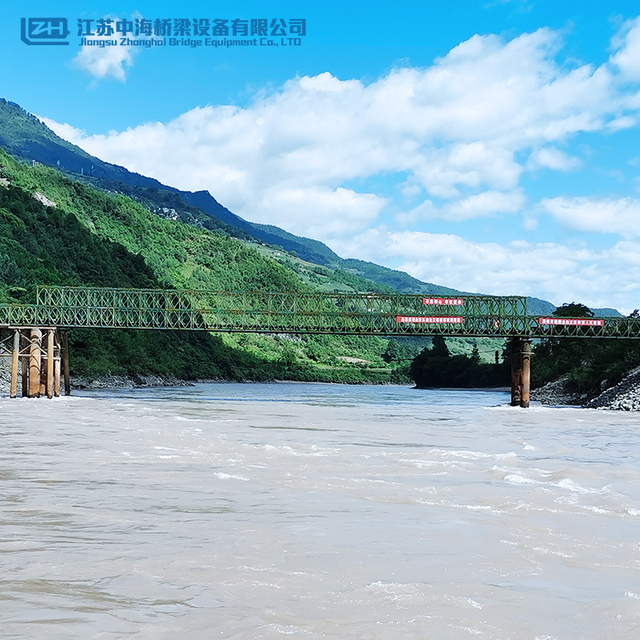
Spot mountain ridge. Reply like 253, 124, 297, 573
0, 97, 621, 317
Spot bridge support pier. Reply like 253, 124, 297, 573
29, 328, 42, 398
61, 331, 70, 396
1, 328, 63, 398
510, 338, 531, 408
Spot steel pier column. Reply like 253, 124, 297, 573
28, 329, 42, 398
61, 331, 71, 396
46, 329, 54, 399
21, 338, 28, 398
10, 330, 19, 399
510, 338, 531, 408
520, 339, 531, 408
510, 338, 521, 406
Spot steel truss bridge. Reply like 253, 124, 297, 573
0, 286, 635, 338
1, 287, 637, 406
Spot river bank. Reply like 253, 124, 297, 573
0, 359, 403, 395
531, 366, 640, 410
0, 358, 195, 394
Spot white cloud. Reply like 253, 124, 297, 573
256, 187, 387, 239
398, 189, 524, 224
72, 16, 139, 81
40, 118, 87, 142
331, 229, 640, 313
541, 197, 640, 238
43, 18, 640, 309
611, 17, 640, 81
73, 44, 136, 81
49, 25, 639, 231
527, 146, 580, 171
441, 189, 525, 221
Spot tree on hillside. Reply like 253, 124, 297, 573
409, 336, 507, 389
531, 302, 640, 398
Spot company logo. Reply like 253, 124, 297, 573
21, 17, 306, 49
21, 17, 70, 45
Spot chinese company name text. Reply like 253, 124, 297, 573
21, 17, 307, 47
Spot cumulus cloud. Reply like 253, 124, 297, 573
611, 16, 640, 81
541, 197, 640, 238
44, 18, 640, 309
72, 16, 139, 81
73, 44, 136, 81
49, 25, 639, 238
527, 146, 580, 171
397, 189, 524, 225
331, 229, 640, 313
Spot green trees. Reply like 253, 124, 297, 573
0, 148, 411, 383
409, 337, 508, 388
532, 303, 640, 396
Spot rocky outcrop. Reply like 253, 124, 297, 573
530, 374, 585, 406
532, 365, 640, 410
33, 191, 56, 207
586, 366, 640, 410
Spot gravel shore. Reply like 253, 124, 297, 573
0, 358, 194, 395
531, 366, 640, 410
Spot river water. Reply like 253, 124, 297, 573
1, 383, 640, 639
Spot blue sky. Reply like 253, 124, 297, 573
5, 1, 640, 311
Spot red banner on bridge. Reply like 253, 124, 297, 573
422, 298, 464, 305
538, 318, 604, 326
396, 316, 464, 324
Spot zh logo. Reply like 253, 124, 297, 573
21, 18, 70, 45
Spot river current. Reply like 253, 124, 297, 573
1, 383, 639, 639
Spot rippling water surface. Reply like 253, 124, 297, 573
1, 383, 640, 639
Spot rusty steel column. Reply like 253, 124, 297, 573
510, 338, 521, 407
10, 330, 19, 399
28, 329, 42, 398
39, 357, 46, 397
21, 336, 28, 398
520, 340, 531, 408
61, 331, 71, 396
54, 331, 61, 398
46, 329, 54, 399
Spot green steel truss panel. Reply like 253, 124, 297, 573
0, 286, 634, 338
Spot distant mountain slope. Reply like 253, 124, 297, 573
0, 99, 349, 265
0, 98, 457, 294
0, 147, 411, 382
0, 99, 173, 189
0, 97, 620, 315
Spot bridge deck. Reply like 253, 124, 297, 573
0, 286, 633, 338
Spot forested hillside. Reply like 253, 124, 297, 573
0, 98, 468, 293
2, 98, 625, 388
0, 148, 416, 382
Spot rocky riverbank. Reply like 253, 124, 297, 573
0, 357, 194, 394
530, 375, 585, 406
531, 366, 640, 410
71, 374, 194, 390
585, 366, 640, 411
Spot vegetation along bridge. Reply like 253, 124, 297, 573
2, 286, 638, 407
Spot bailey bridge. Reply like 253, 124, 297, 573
1, 286, 636, 407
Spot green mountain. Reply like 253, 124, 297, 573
0, 98, 621, 386
0, 98, 459, 295
0, 146, 419, 382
